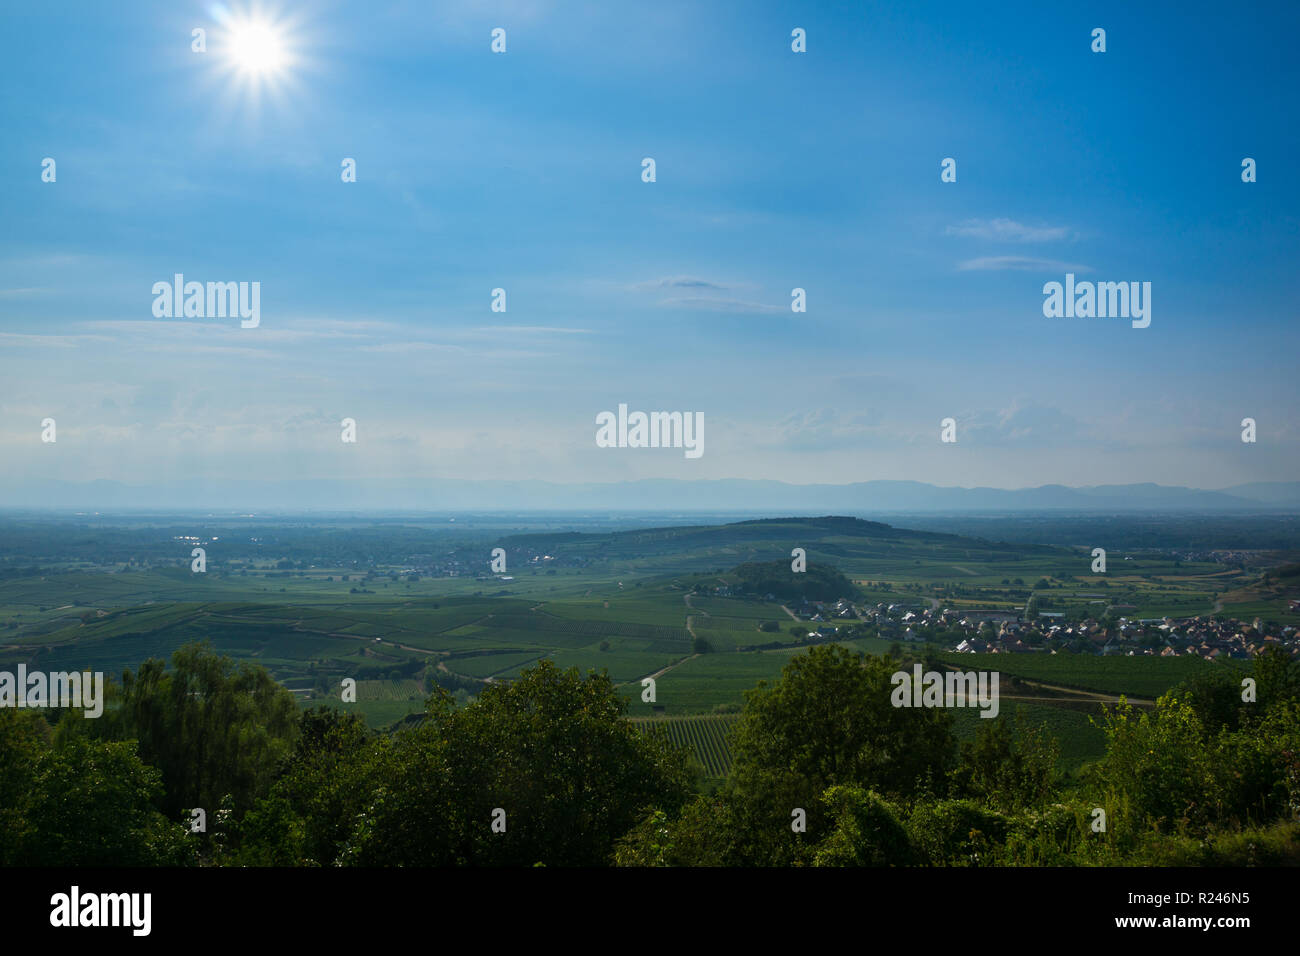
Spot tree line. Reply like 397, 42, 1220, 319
2, 641, 1299, 866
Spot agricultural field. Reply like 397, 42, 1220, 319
1, 512, 1294, 767
938, 650, 1241, 700
622, 646, 811, 716
445, 651, 546, 679
633, 714, 740, 779
303, 696, 429, 730
354, 678, 426, 701
686, 596, 789, 620
949, 701, 1108, 769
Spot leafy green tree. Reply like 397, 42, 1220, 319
1093, 696, 1219, 837
952, 713, 1059, 811
613, 795, 744, 866
1169, 667, 1250, 736
731, 645, 954, 799
729, 560, 859, 602
344, 662, 692, 866
233, 707, 378, 866
75, 642, 299, 819
1209, 704, 1300, 827
20, 737, 191, 866
685, 645, 958, 865
1255, 647, 1300, 715
812, 786, 915, 866
0, 709, 52, 864
906, 798, 1007, 866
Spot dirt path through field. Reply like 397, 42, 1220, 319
1019, 678, 1155, 706
641, 652, 700, 683
933, 660, 1155, 706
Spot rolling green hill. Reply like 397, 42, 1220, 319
1, 513, 1291, 771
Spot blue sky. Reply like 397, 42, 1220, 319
2, 0, 1297, 495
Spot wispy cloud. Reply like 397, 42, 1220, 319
281, 317, 406, 333
78, 320, 370, 345
358, 342, 468, 354
0, 331, 112, 348
476, 326, 594, 335
957, 256, 1092, 272
658, 296, 785, 314
767, 408, 888, 452
0, 254, 90, 269
357, 341, 551, 361
633, 276, 729, 292
946, 218, 1071, 242
960, 401, 1088, 446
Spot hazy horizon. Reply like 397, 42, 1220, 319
5, 474, 1300, 514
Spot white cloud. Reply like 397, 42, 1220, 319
658, 296, 785, 314
957, 256, 1092, 272
960, 401, 1088, 446
0, 332, 112, 348
946, 218, 1071, 242
475, 326, 594, 335
632, 276, 730, 292
358, 341, 468, 353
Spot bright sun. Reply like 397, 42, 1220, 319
203, 4, 308, 120
228, 21, 287, 75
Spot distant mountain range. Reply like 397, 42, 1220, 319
2, 478, 1299, 513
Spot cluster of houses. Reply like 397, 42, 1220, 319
1095, 614, 1298, 660
786, 596, 1299, 660
782, 597, 858, 639
930, 607, 1293, 660
397, 553, 475, 578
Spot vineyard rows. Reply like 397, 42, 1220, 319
634, 714, 740, 778
483, 611, 691, 644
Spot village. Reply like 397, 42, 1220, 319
772, 593, 1300, 660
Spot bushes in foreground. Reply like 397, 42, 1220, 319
5, 642, 1300, 867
